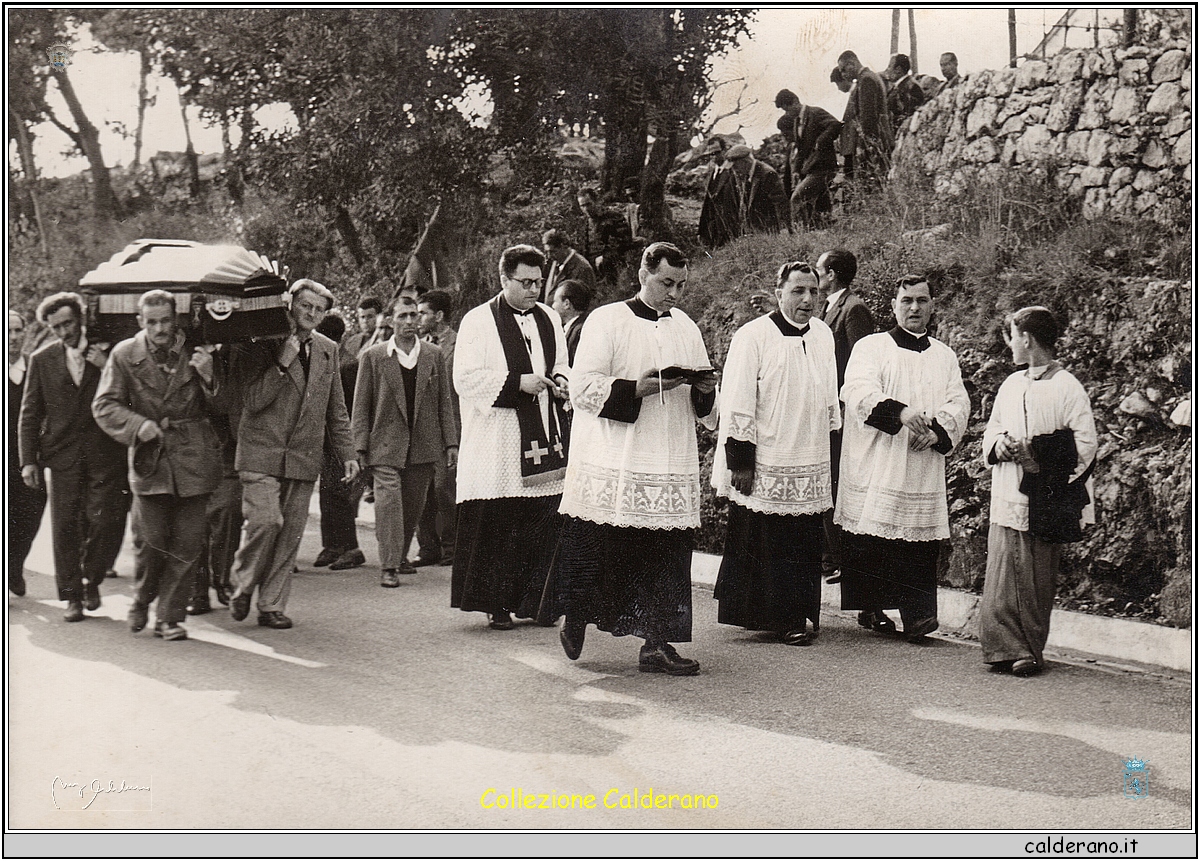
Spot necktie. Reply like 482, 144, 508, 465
298, 339, 311, 378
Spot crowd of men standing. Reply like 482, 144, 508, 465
12, 226, 1093, 679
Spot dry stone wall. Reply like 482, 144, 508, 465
894, 41, 1191, 223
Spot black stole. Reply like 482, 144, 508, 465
490, 295, 569, 485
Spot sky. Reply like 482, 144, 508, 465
20, 8, 1129, 179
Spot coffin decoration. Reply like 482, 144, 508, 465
79, 239, 290, 344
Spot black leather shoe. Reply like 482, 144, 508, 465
560, 619, 586, 660
413, 554, 442, 568
64, 600, 85, 623
257, 611, 293, 629
153, 621, 188, 641
1011, 657, 1041, 677
905, 616, 938, 643
380, 569, 400, 588
639, 642, 700, 676
128, 603, 149, 633
313, 547, 342, 568
9, 572, 26, 597
488, 610, 514, 630
84, 580, 101, 611
329, 548, 366, 571
213, 583, 231, 606
230, 591, 252, 622
187, 594, 212, 616
781, 628, 814, 646
856, 610, 876, 629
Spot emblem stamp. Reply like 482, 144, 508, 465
205, 296, 241, 321
46, 43, 73, 71
1122, 758, 1149, 799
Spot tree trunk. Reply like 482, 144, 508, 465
639, 127, 678, 242
907, 9, 918, 73
134, 50, 150, 167
221, 113, 243, 206
1123, 9, 1138, 47
1009, 10, 1018, 68
333, 204, 365, 265
9, 111, 49, 255
602, 96, 649, 197
52, 68, 121, 219
891, 9, 901, 54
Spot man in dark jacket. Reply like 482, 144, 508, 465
837, 51, 894, 184
883, 53, 927, 134
776, 89, 843, 229
698, 145, 790, 248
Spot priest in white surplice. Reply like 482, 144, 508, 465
543, 243, 719, 675
712, 261, 840, 646
835, 274, 970, 643
452, 245, 571, 630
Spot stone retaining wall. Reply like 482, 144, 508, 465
894, 41, 1191, 222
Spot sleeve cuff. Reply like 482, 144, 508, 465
725, 437, 756, 471
865, 398, 906, 435
930, 419, 953, 455
691, 386, 716, 418
598, 378, 642, 423
492, 372, 524, 409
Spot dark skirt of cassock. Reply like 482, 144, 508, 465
451, 495, 562, 619
979, 523, 1061, 667
713, 502, 823, 633
540, 516, 693, 643
839, 530, 939, 626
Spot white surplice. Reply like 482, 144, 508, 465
712, 313, 841, 515
561, 300, 718, 529
835, 331, 970, 541
453, 296, 569, 501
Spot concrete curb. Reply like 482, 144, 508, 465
353, 503, 1191, 674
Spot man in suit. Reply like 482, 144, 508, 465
776, 89, 843, 229
837, 50, 893, 185
93, 290, 223, 641
9, 311, 45, 597
415, 290, 460, 567
19, 293, 127, 622
817, 248, 876, 593
882, 53, 927, 134
226, 279, 359, 629
353, 295, 458, 586
699, 144, 791, 248
541, 229, 596, 304
938, 52, 962, 94
549, 279, 594, 366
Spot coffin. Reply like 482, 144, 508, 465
78, 239, 290, 344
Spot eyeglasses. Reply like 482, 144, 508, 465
508, 277, 542, 290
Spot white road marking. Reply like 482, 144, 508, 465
36, 596, 327, 668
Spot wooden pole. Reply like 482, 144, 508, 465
891, 9, 900, 55
908, 9, 918, 74
1008, 10, 1018, 68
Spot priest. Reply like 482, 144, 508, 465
546, 242, 719, 675
835, 274, 970, 642
712, 261, 840, 646
451, 245, 571, 630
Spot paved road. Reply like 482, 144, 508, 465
7, 502, 1192, 837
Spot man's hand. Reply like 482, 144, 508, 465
343, 459, 361, 483
691, 371, 719, 395
189, 345, 216, 385
899, 406, 932, 438
137, 420, 164, 442
85, 344, 108, 368
731, 466, 754, 495
21, 464, 41, 490
519, 373, 556, 396
992, 433, 1018, 462
908, 429, 937, 452
278, 334, 300, 368
446, 446, 459, 469
550, 375, 570, 400
634, 368, 686, 400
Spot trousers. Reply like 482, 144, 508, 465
230, 472, 315, 613
134, 493, 209, 625
47, 455, 127, 601
373, 463, 435, 570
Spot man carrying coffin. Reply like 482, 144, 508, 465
547, 242, 719, 675
451, 245, 571, 630
712, 261, 840, 646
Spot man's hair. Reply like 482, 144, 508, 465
822, 249, 857, 286
837, 50, 859, 65
1010, 306, 1060, 350
36, 292, 83, 324
358, 296, 383, 313
641, 241, 688, 272
542, 228, 569, 250
316, 313, 346, 343
776, 261, 818, 290
941, 51, 958, 63
499, 244, 546, 278
555, 279, 593, 313
774, 88, 800, 109
288, 278, 335, 311
895, 272, 934, 298
890, 53, 912, 74
830, 66, 845, 84
137, 289, 176, 314
419, 289, 454, 318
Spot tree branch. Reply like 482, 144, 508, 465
43, 106, 83, 151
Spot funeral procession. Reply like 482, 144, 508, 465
6, 7, 1191, 849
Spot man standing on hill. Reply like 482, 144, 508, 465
837, 51, 893, 184
835, 274, 970, 642
938, 52, 962, 94
542, 228, 596, 303
882, 53, 927, 133
19, 292, 127, 622
776, 89, 843, 229
698, 144, 790, 248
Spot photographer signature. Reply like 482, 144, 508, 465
51, 776, 151, 810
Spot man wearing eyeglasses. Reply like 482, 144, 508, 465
834, 274, 970, 643
451, 245, 571, 631
225, 278, 359, 630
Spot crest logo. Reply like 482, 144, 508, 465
205, 297, 241, 321
46, 43, 73, 71
1122, 758, 1149, 799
